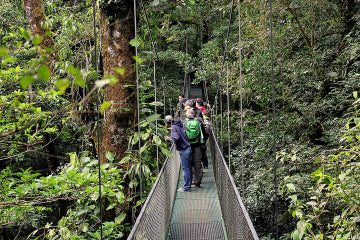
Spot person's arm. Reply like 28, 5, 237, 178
170, 128, 180, 142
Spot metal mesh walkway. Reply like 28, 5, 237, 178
128, 132, 258, 240
167, 149, 226, 239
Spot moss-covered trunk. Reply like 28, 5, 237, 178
22, 0, 55, 62
99, 1, 136, 165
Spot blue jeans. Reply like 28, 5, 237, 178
179, 146, 192, 191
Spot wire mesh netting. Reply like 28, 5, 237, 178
128, 133, 258, 240
127, 144, 180, 240
209, 131, 259, 240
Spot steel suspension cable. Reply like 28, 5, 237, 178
213, 0, 235, 103
226, 64, 230, 167
238, 0, 245, 197
92, 0, 103, 239
269, 0, 278, 239
91, 0, 102, 238
139, 0, 159, 60
133, 0, 143, 207
154, 60, 159, 174
212, 0, 235, 150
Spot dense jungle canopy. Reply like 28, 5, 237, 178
1, 0, 360, 239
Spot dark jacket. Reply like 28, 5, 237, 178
193, 107, 203, 119
171, 118, 190, 151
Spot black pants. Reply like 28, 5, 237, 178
191, 144, 202, 186
201, 143, 208, 168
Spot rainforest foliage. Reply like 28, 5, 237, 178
1, 0, 360, 239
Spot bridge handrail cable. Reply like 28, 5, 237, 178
209, 130, 259, 240
127, 143, 180, 240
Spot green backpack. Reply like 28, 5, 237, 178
184, 118, 202, 144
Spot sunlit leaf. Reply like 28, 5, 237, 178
133, 56, 144, 64
37, 65, 50, 81
3, 56, 17, 65
74, 78, 86, 87
130, 37, 143, 48
140, 144, 148, 154
0, 47, 8, 57
114, 67, 126, 76
115, 213, 127, 224
149, 101, 164, 106
105, 151, 115, 161
100, 101, 112, 114
20, 75, 34, 89
56, 78, 70, 93
32, 36, 42, 45
161, 147, 173, 158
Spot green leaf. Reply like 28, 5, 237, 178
56, 78, 70, 93
74, 77, 86, 87
3, 56, 17, 65
140, 144, 148, 154
354, 118, 360, 126
114, 67, 126, 76
338, 173, 346, 182
100, 101, 112, 114
32, 36, 42, 45
37, 65, 50, 81
153, 135, 162, 145
286, 183, 296, 192
141, 132, 149, 140
130, 37, 143, 48
146, 114, 161, 123
115, 213, 127, 224
116, 192, 125, 203
0, 47, 8, 57
353, 91, 358, 99
133, 56, 144, 64
149, 101, 164, 107
20, 75, 34, 89
132, 132, 139, 145
105, 151, 115, 161
161, 147, 173, 158
82, 223, 89, 232
150, 0, 160, 6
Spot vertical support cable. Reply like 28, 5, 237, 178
184, 6, 189, 98
238, 0, 245, 197
269, 0, 278, 239
91, 0, 102, 238
154, 60, 159, 174
226, 64, 230, 168
133, 0, 143, 207
220, 81, 223, 153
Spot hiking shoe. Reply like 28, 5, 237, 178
195, 185, 201, 189
177, 188, 190, 192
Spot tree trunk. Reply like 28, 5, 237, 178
99, 1, 136, 165
22, 0, 56, 63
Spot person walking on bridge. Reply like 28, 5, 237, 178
184, 109, 203, 188
169, 118, 192, 192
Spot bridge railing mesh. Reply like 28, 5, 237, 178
127, 144, 180, 240
209, 131, 259, 240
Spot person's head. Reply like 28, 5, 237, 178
195, 98, 204, 108
185, 99, 194, 108
186, 109, 195, 118
165, 115, 173, 127
178, 94, 185, 103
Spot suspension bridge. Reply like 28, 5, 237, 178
127, 85, 259, 240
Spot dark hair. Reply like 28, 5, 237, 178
196, 98, 204, 106
179, 94, 185, 98
203, 109, 211, 118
